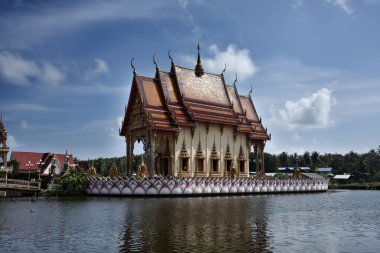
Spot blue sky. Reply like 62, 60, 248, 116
1, 0, 379, 159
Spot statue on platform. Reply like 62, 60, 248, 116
293, 162, 302, 179
108, 163, 120, 179
137, 155, 148, 179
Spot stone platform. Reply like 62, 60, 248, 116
86, 177, 328, 196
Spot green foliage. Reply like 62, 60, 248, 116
54, 171, 88, 195
275, 172, 290, 179
247, 145, 380, 183
9, 160, 19, 177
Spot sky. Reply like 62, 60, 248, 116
1, 0, 379, 159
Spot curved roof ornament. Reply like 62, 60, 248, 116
195, 43, 204, 77
168, 49, 174, 64
221, 64, 226, 75
233, 73, 237, 88
153, 54, 158, 70
130, 58, 136, 75
248, 83, 253, 96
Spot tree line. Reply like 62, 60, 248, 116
260, 146, 380, 182
78, 145, 380, 183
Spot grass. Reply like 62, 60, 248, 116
330, 182, 380, 190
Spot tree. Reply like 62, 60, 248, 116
278, 152, 288, 167
311, 151, 320, 169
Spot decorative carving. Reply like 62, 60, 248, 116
205, 122, 210, 134
219, 125, 224, 135
174, 131, 179, 143
224, 141, 232, 160
191, 127, 196, 138
195, 136, 205, 159
210, 137, 219, 160
179, 139, 190, 158
238, 144, 245, 161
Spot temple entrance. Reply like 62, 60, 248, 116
160, 158, 169, 176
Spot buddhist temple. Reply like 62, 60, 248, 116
120, 45, 270, 177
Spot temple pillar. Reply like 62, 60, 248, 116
126, 136, 132, 176
255, 144, 259, 174
260, 143, 265, 176
146, 131, 156, 176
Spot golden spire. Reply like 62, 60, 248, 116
195, 43, 204, 77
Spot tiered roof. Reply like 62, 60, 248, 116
120, 48, 269, 142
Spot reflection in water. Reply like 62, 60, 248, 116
119, 196, 271, 253
1, 191, 380, 253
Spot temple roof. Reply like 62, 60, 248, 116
120, 48, 269, 142
10, 151, 74, 174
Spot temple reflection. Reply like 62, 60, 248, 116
119, 196, 271, 252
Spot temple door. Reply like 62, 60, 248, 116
161, 158, 169, 176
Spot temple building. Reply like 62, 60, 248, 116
120, 45, 270, 177
10, 151, 75, 179
0, 116, 11, 178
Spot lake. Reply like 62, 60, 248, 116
1, 190, 379, 252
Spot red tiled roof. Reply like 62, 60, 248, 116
120, 59, 269, 141
10, 151, 74, 173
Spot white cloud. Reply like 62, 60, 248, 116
20, 120, 30, 130
274, 88, 336, 129
0, 51, 40, 85
41, 62, 65, 86
0, 51, 64, 86
3, 103, 59, 112
325, 0, 354, 15
205, 44, 258, 82
85, 58, 109, 80
179, 44, 258, 83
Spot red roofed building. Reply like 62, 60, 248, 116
120, 45, 270, 177
10, 151, 75, 179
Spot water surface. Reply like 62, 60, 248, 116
0, 190, 379, 252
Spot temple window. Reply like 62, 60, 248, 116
239, 160, 245, 173
181, 158, 189, 171
212, 159, 219, 172
226, 160, 232, 173
197, 159, 204, 172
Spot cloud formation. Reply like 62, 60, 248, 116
275, 88, 336, 129
85, 58, 109, 80
180, 44, 258, 83
0, 51, 64, 86
326, 0, 354, 15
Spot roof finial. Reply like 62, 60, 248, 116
195, 43, 204, 77
168, 49, 174, 65
233, 73, 237, 87
153, 54, 158, 70
249, 83, 253, 96
130, 58, 136, 75
221, 64, 226, 75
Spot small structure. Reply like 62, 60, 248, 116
10, 151, 75, 179
334, 174, 351, 184
302, 173, 326, 180
317, 167, 333, 176
278, 166, 310, 174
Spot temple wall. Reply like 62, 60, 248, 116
173, 123, 249, 177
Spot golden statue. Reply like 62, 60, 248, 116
136, 155, 148, 179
